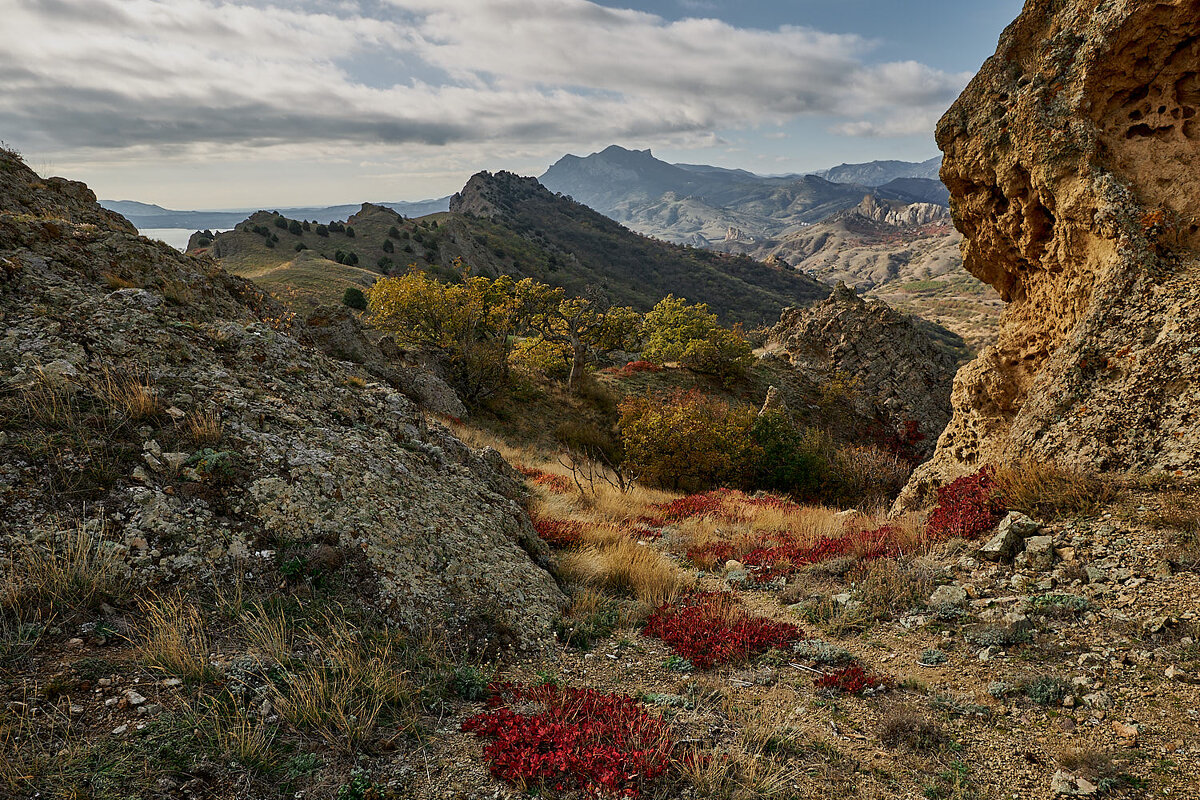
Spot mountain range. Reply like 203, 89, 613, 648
538, 145, 947, 245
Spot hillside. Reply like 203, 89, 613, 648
716, 196, 1001, 352
539, 145, 947, 245
197, 172, 833, 326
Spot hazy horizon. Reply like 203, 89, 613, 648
1, 0, 1020, 208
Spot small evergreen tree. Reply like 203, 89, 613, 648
288, 219, 303, 236
316, 224, 329, 237
382, 238, 394, 253
342, 286, 368, 310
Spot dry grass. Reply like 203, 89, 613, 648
3, 521, 128, 613
559, 539, 692, 608
196, 695, 278, 771
183, 408, 224, 446
849, 558, 935, 619
878, 708, 949, 751
1057, 747, 1117, 782
18, 368, 75, 428
134, 594, 217, 683
243, 603, 295, 665
678, 701, 842, 799
270, 619, 414, 751
994, 460, 1121, 519
94, 367, 160, 421
100, 272, 138, 290
241, 608, 418, 751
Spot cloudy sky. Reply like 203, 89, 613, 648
0, 0, 1022, 209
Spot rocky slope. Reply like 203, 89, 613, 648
0, 149, 565, 647
899, 0, 1200, 508
719, 197, 1002, 354
765, 283, 962, 460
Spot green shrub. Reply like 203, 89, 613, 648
342, 287, 368, 310
751, 411, 833, 498
1024, 675, 1069, 706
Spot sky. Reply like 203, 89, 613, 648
0, 0, 1023, 209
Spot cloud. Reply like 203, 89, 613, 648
0, 0, 970, 161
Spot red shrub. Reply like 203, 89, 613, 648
814, 664, 894, 696
533, 517, 585, 547
738, 524, 904, 582
642, 593, 803, 669
608, 360, 663, 378
462, 683, 673, 796
653, 490, 731, 522
925, 467, 1002, 541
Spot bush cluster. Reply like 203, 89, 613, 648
619, 392, 908, 506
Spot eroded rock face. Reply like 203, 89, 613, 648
0, 151, 565, 649
898, 0, 1200, 508
767, 283, 959, 460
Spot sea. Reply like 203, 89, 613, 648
138, 228, 221, 251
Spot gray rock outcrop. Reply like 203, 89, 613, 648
0, 149, 565, 649
766, 283, 959, 459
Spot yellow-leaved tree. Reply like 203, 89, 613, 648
367, 261, 519, 403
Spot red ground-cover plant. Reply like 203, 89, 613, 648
925, 467, 1002, 541
642, 593, 804, 668
533, 517, 585, 547
605, 359, 664, 378
461, 683, 674, 797
736, 524, 904, 582
814, 664, 895, 696
516, 465, 575, 494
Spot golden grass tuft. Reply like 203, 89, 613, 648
134, 594, 217, 683
269, 618, 414, 751
559, 539, 692, 608
183, 408, 224, 446
94, 367, 160, 421
3, 521, 128, 613
196, 695, 278, 771
994, 459, 1121, 519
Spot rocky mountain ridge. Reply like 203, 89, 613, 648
766, 283, 961, 460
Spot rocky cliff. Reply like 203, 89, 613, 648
766, 283, 960, 460
0, 149, 565, 648
899, 0, 1200, 507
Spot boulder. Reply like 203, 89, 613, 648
900, 0, 1200, 508
978, 511, 1039, 562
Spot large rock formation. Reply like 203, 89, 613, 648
899, 0, 1200, 507
766, 283, 960, 460
0, 149, 565, 648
